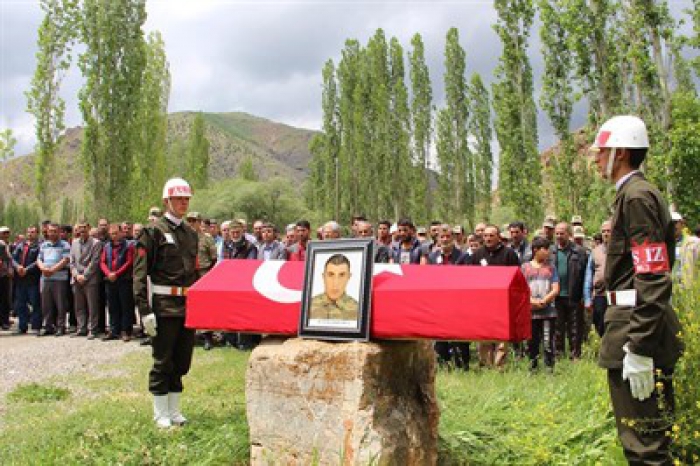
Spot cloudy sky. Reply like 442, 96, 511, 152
1, 0, 696, 157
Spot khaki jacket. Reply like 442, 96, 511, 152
599, 172, 683, 370
133, 216, 198, 318
309, 293, 359, 321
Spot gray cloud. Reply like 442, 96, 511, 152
2, 0, 697, 159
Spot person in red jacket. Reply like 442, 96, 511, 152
100, 224, 135, 341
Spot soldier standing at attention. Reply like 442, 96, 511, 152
134, 178, 199, 429
590, 116, 683, 463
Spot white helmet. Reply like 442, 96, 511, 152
593, 115, 649, 150
162, 178, 193, 199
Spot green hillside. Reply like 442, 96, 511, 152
0, 111, 317, 204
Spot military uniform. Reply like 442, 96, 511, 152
309, 293, 359, 321
196, 231, 218, 279
134, 215, 198, 395
600, 172, 683, 464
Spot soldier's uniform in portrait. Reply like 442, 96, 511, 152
599, 171, 683, 463
134, 215, 198, 396
309, 293, 359, 321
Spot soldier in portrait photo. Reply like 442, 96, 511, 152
309, 253, 359, 323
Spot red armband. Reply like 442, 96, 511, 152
631, 240, 670, 274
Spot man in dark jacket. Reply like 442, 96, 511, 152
427, 225, 469, 370
390, 218, 422, 264
100, 224, 135, 341
551, 222, 588, 359
11, 226, 42, 334
356, 221, 390, 263
462, 225, 519, 368
0, 226, 14, 330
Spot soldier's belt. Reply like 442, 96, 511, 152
606, 289, 637, 307
151, 285, 189, 297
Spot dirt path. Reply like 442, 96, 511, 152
0, 331, 149, 411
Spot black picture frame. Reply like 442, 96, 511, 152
298, 239, 374, 341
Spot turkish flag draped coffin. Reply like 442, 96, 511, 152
186, 260, 532, 342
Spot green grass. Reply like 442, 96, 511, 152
0, 345, 626, 465
7, 383, 71, 404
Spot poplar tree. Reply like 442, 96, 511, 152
0, 129, 17, 160
539, 0, 580, 221
186, 112, 210, 189
79, 0, 147, 220
307, 60, 339, 218
409, 33, 433, 223
366, 30, 391, 220
131, 31, 170, 218
436, 28, 471, 224
336, 39, 363, 220
27, 0, 78, 214
387, 37, 412, 220
620, 0, 681, 199
492, 0, 542, 228
467, 73, 493, 223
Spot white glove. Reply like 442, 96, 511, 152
142, 314, 157, 336
622, 344, 655, 401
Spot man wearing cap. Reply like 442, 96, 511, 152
572, 226, 587, 248
0, 226, 13, 330
671, 211, 699, 287
591, 115, 683, 463
542, 215, 556, 242
186, 212, 218, 279
571, 215, 583, 227
134, 177, 199, 429
148, 207, 162, 224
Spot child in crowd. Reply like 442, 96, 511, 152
521, 237, 560, 372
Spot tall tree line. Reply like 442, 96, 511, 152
309, 29, 493, 226
28, 0, 173, 221
310, 0, 699, 228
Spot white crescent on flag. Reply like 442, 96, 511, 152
252, 261, 403, 304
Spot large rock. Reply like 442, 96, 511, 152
246, 337, 439, 465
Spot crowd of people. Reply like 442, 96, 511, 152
1, 115, 695, 460
1, 208, 696, 371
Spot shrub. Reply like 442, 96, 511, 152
672, 276, 700, 463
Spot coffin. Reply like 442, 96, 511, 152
186, 260, 531, 341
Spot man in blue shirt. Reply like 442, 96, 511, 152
36, 223, 71, 336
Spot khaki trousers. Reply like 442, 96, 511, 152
608, 368, 675, 465
478, 342, 508, 368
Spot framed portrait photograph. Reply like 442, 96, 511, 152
298, 239, 374, 341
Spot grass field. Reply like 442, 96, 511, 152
0, 343, 627, 465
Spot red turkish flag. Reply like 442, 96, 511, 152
186, 260, 531, 342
